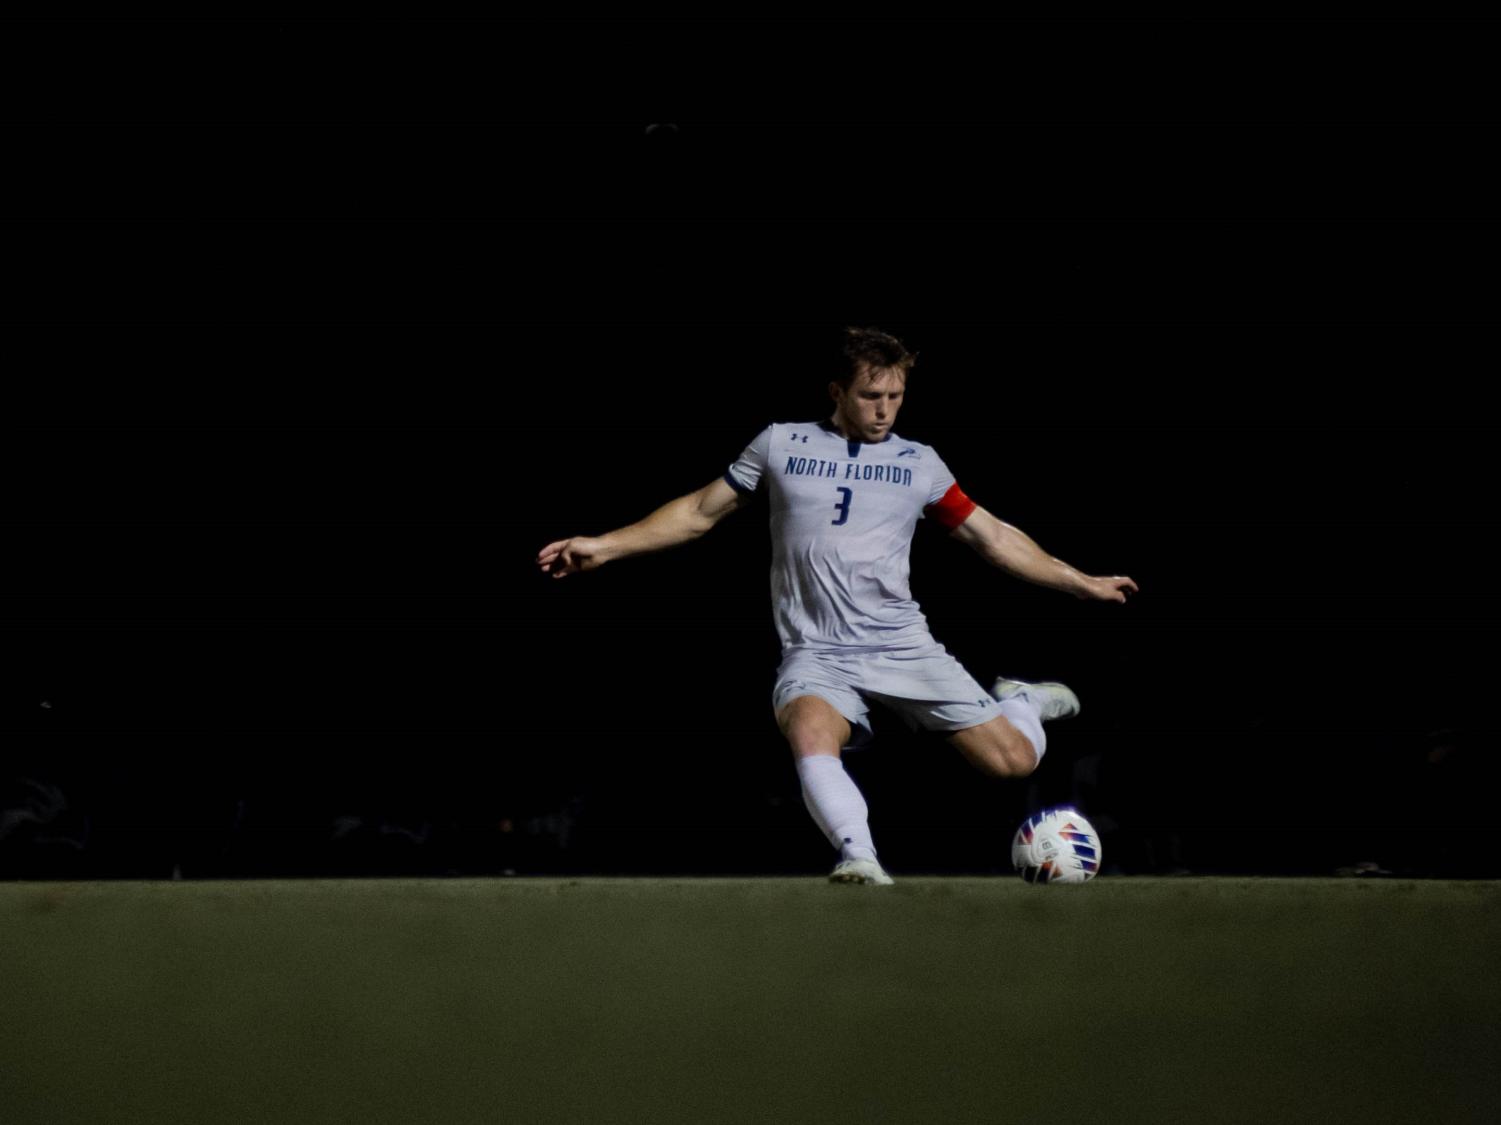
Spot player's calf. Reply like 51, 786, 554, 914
947, 716, 1040, 779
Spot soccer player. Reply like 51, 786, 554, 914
537, 327, 1138, 885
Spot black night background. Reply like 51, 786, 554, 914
5, 20, 1497, 881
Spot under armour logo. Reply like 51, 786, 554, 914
789, 433, 809, 443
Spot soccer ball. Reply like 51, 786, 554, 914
1011, 806, 1102, 884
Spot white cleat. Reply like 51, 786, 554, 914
992, 677, 1081, 722
829, 856, 895, 886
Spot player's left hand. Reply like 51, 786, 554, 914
1079, 575, 1139, 603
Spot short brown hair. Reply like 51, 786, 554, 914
837, 326, 917, 390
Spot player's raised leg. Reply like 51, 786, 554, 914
948, 678, 1080, 778
946, 715, 1043, 779
991, 677, 1081, 723
777, 695, 893, 886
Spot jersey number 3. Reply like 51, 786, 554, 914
832, 487, 853, 526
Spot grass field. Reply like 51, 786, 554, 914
3, 877, 1498, 1124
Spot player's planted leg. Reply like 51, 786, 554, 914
797, 757, 894, 885
779, 695, 894, 886
828, 855, 895, 886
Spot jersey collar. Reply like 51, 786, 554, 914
820, 418, 894, 444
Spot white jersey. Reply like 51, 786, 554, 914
725, 419, 977, 653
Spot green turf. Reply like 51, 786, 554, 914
2, 877, 1497, 1125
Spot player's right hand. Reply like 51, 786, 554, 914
537, 536, 609, 579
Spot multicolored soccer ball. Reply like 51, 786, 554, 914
1011, 807, 1102, 884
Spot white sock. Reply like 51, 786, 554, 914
998, 698, 1046, 766
796, 755, 878, 861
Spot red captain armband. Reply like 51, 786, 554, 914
925, 482, 977, 530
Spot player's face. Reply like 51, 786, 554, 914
830, 365, 906, 442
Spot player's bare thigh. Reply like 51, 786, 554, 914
776, 695, 852, 760
947, 715, 1039, 779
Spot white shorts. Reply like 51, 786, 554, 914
771, 642, 1006, 752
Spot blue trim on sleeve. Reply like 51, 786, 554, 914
723, 470, 754, 496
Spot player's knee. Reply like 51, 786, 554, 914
777, 696, 851, 759
785, 719, 847, 759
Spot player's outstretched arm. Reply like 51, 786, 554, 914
948, 504, 1138, 603
537, 477, 747, 579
